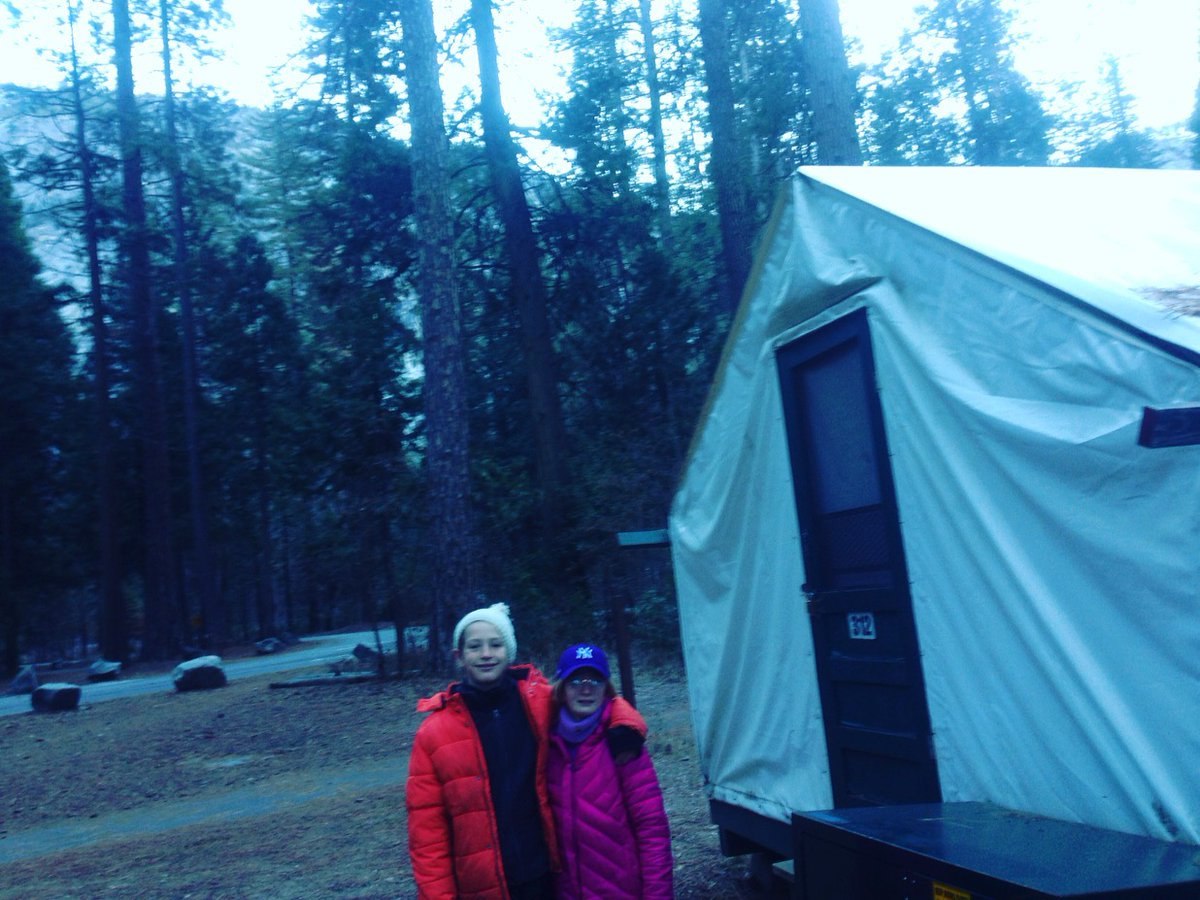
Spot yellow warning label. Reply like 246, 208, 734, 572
933, 884, 972, 900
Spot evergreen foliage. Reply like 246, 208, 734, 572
0, 0, 1190, 672
0, 160, 87, 672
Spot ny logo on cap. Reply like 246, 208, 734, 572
576, 646, 594, 659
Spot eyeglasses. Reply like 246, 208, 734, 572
566, 676, 603, 688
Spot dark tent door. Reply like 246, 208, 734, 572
776, 308, 941, 808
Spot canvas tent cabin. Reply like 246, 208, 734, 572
668, 166, 1200, 864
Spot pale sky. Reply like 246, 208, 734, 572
1, 0, 1197, 131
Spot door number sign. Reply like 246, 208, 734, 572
848, 612, 877, 640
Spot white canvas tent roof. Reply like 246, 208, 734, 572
669, 166, 1200, 844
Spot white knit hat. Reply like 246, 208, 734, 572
452, 602, 517, 660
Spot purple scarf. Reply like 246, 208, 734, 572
557, 701, 606, 745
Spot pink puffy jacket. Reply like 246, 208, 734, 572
547, 701, 673, 900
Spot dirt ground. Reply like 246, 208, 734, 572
1, 648, 767, 898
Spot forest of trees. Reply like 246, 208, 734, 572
1, 0, 1197, 675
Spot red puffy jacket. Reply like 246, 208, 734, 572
406, 665, 556, 900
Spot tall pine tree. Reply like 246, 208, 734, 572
399, 0, 478, 666
0, 160, 81, 675
114, 0, 179, 660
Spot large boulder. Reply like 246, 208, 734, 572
8, 664, 38, 695
87, 659, 122, 682
329, 643, 380, 675
31, 683, 81, 712
352, 642, 381, 663
172, 655, 227, 692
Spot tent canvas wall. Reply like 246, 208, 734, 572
669, 166, 1200, 856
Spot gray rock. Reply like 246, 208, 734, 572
8, 664, 38, 695
352, 643, 380, 662
255, 637, 284, 654
31, 683, 81, 712
87, 659, 122, 682
172, 655, 227, 692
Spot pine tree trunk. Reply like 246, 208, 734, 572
249, 317, 278, 640
399, 0, 478, 663
602, 0, 632, 192
697, 0, 753, 315
159, 0, 222, 649
637, 0, 672, 247
468, 0, 578, 591
67, 7, 124, 662
799, 0, 863, 165
113, 0, 178, 660
0, 483, 15, 675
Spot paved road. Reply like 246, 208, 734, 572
0, 628, 397, 718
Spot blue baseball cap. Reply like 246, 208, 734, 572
555, 643, 610, 681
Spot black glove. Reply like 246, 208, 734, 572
606, 725, 645, 763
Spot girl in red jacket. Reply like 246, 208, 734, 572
406, 605, 646, 900
547, 643, 673, 900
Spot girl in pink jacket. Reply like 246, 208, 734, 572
547, 643, 673, 900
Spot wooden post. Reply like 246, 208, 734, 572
612, 529, 671, 709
